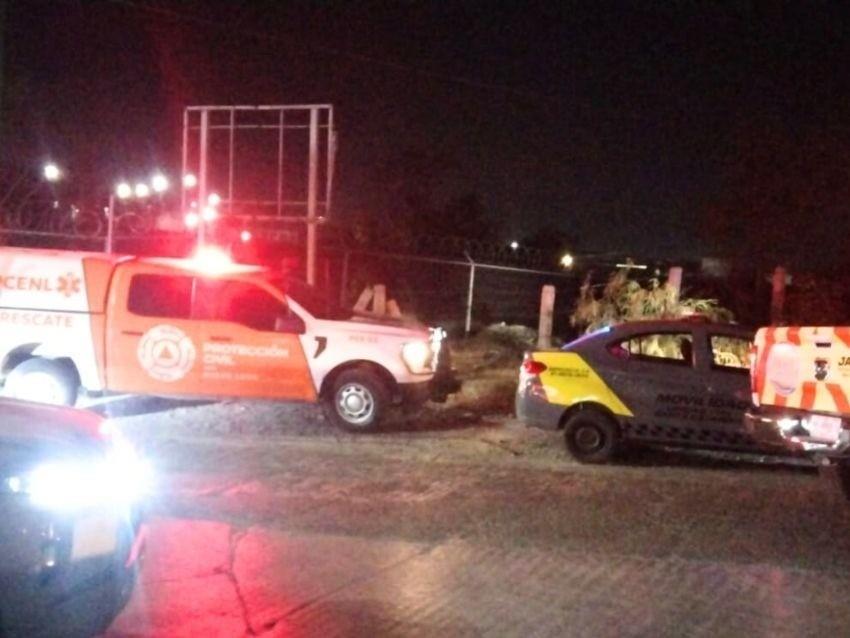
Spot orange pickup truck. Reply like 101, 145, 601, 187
0, 247, 454, 430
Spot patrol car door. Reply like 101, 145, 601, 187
614, 331, 705, 441
192, 278, 317, 401
105, 268, 209, 395
703, 331, 753, 444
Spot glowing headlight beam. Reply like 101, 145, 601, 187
19, 444, 152, 511
402, 340, 433, 374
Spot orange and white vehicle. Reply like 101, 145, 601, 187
0, 247, 454, 430
745, 326, 850, 457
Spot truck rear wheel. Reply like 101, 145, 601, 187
323, 369, 388, 432
2, 358, 78, 406
563, 409, 620, 464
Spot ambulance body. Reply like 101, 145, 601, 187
745, 326, 850, 455
0, 247, 449, 430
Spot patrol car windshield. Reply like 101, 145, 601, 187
272, 278, 351, 321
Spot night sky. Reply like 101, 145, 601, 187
4, 1, 850, 263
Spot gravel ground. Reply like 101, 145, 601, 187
104, 395, 850, 573
96, 339, 850, 635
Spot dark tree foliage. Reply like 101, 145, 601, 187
705, 117, 850, 271
343, 146, 501, 250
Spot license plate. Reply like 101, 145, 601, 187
807, 415, 843, 442
71, 514, 118, 560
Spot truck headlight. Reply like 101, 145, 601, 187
8, 443, 152, 511
402, 340, 434, 375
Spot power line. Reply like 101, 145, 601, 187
106, 0, 563, 104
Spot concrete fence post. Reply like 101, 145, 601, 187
667, 266, 683, 305
771, 266, 787, 325
538, 284, 556, 348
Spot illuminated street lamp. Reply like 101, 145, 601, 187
115, 182, 133, 200
184, 212, 200, 228
134, 182, 151, 198
43, 163, 62, 182
108, 174, 159, 253
509, 240, 519, 250
151, 173, 169, 193
560, 253, 575, 269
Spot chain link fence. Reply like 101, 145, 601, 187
322, 249, 581, 338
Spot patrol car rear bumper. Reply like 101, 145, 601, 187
515, 382, 563, 430
744, 406, 850, 458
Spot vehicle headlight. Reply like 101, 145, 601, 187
402, 340, 434, 375
6, 439, 152, 511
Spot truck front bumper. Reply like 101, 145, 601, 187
399, 369, 461, 406
744, 406, 850, 458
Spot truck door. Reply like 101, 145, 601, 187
192, 277, 317, 401
105, 268, 208, 395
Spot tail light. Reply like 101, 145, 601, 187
522, 358, 547, 375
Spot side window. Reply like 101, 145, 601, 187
127, 274, 192, 319
195, 279, 288, 332
609, 333, 694, 365
709, 335, 751, 371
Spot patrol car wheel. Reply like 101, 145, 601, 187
563, 410, 619, 464
2, 358, 78, 406
324, 369, 388, 432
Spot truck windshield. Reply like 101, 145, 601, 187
271, 278, 351, 321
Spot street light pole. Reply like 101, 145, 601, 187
106, 194, 116, 254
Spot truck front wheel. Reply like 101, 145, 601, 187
323, 369, 388, 432
2, 358, 78, 406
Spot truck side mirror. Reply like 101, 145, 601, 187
274, 314, 305, 334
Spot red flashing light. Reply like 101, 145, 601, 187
522, 359, 547, 375
240, 230, 252, 243
191, 246, 233, 274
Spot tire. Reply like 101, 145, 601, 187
563, 409, 620, 464
323, 368, 389, 432
2, 358, 78, 406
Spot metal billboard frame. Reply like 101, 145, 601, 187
181, 104, 336, 283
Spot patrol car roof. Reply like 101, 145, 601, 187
603, 318, 752, 335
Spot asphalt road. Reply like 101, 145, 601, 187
102, 402, 850, 637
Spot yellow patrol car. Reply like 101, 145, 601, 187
516, 319, 755, 463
